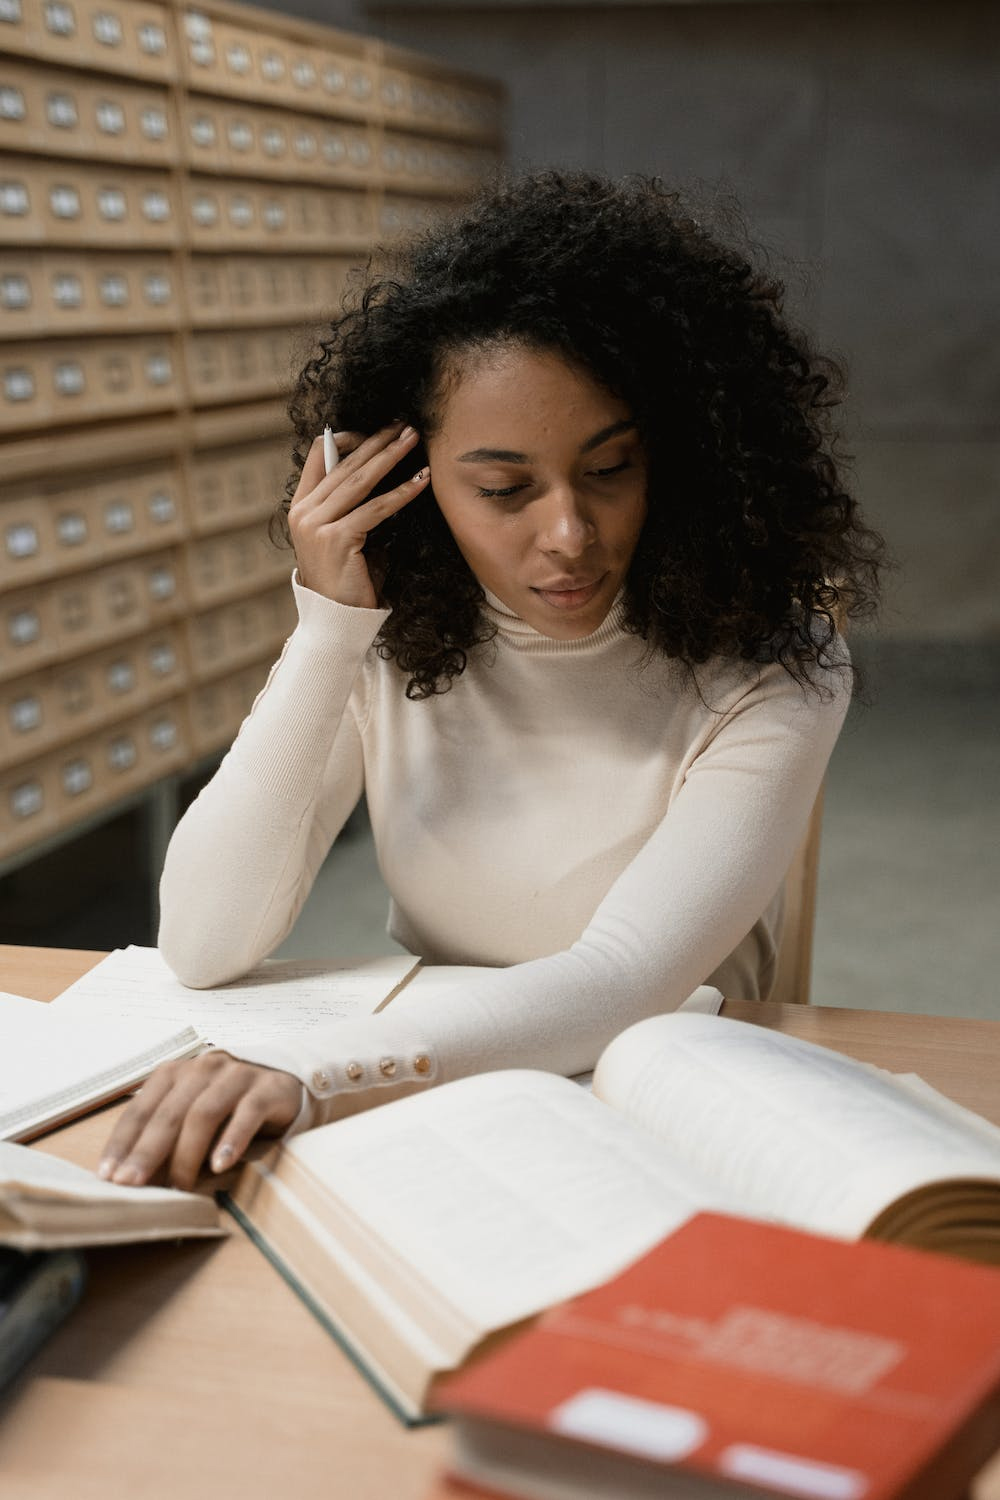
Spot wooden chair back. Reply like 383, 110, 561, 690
770, 782, 826, 1005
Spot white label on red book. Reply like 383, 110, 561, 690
549, 1389, 706, 1463
718, 1445, 866, 1500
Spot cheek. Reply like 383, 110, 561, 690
433, 488, 507, 564
612, 493, 648, 555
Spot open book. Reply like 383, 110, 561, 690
0, 1141, 223, 1250
1, 946, 419, 1142
221, 1010, 1000, 1425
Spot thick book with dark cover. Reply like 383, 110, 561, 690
433, 1213, 1000, 1500
0, 1246, 87, 1391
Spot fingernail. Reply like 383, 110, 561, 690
97, 1158, 116, 1181
211, 1143, 235, 1173
113, 1163, 142, 1186
399, 425, 417, 442
413, 468, 427, 482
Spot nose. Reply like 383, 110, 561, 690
536, 485, 596, 559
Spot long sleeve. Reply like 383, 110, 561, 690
223, 645, 852, 1129
158, 575, 388, 987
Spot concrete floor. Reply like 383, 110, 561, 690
276, 641, 1000, 1022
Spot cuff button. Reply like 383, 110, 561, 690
379, 1056, 396, 1077
413, 1053, 431, 1075
311, 1069, 331, 1092
345, 1061, 363, 1082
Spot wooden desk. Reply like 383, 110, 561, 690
2, 944, 1000, 1500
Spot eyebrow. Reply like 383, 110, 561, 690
456, 419, 637, 464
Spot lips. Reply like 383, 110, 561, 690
531, 574, 607, 610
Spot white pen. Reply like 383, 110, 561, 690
323, 426, 339, 475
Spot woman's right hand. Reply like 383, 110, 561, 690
287, 423, 430, 609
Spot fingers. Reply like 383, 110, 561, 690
295, 427, 384, 503
98, 1060, 178, 1182
294, 424, 422, 530
97, 1054, 303, 1192
296, 462, 430, 547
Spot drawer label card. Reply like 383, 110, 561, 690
144, 351, 172, 384
9, 695, 42, 732
10, 780, 43, 818
92, 11, 123, 45
107, 734, 137, 770
56, 512, 87, 545
4, 367, 35, 401
139, 22, 166, 54
8, 607, 40, 644
97, 101, 126, 135
43, 1, 75, 35
104, 499, 134, 533
141, 107, 168, 140
225, 42, 250, 74
148, 490, 176, 523
142, 189, 170, 222
53, 272, 83, 307
47, 92, 79, 129
98, 188, 127, 221
99, 273, 128, 306
0, 273, 30, 309
106, 659, 136, 692
148, 641, 176, 674
5, 521, 38, 557
144, 272, 172, 304
0, 87, 26, 121
62, 757, 93, 795
54, 360, 85, 395
149, 716, 178, 750
49, 184, 80, 218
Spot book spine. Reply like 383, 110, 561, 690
0, 1249, 88, 1390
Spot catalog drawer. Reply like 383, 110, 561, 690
0, 251, 180, 338
0, 624, 187, 769
0, 334, 181, 432
184, 438, 289, 535
1, 463, 185, 587
184, 519, 291, 607
0, 59, 177, 167
0, 0, 175, 83
0, 157, 181, 248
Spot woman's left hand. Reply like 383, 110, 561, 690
97, 1052, 304, 1191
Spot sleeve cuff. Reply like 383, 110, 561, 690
291, 568, 390, 649
219, 1013, 441, 1127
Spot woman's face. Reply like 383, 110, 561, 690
424, 345, 648, 640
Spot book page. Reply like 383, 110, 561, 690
51, 946, 420, 1050
0, 1140, 223, 1249
0, 992, 201, 1141
287, 1070, 747, 1334
592, 1013, 1000, 1239
0, 1138, 198, 1207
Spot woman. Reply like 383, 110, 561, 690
99, 171, 882, 1190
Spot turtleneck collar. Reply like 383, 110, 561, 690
479, 585, 629, 653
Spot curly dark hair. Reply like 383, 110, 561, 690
280, 170, 883, 699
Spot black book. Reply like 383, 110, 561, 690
0, 1246, 87, 1392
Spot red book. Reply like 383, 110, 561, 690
433, 1213, 1000, 1500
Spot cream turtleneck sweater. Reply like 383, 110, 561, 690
158, 573, 851, 1128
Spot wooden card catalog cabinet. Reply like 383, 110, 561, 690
0, 0, 503, 863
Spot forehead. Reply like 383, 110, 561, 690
433, 344, 631, 443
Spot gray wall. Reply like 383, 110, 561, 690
275, 0, 1000, 642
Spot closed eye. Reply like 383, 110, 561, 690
477, 461, 632, 500
476, 482, 526, 499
